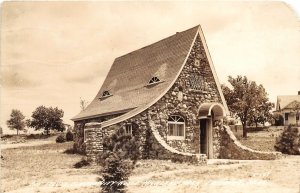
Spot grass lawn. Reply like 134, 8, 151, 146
1, 142, 99, 193
1, 132, 300, 193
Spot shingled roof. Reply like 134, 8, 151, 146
72, 25, 229, 123
72, 26, 200, 121
276, 95, 300, 111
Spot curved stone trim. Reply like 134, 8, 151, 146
148, 119, 207, 164
220, 125, 282, 160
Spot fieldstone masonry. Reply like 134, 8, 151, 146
84, 122, 103, 162
220, 126, 282, 160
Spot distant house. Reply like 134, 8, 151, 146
276, 92, 300, 126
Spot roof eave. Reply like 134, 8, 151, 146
71, 107, 136, 122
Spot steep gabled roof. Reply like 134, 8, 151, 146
276, 95, 300, 110
72, 25, 200, 121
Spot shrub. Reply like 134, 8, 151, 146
66, 130, 74, 141
274, 125, 300, 155
74, 157, 90, 168
98, 126, 141, 193
56, 134, 66, 143
273, 113, 284, 126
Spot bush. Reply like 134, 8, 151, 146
273, 113, 284, 126
56, 134, 66, 143
98, 126, 141, 193
74, 157, 90, 168
274, 125, 300, 155
66, 130, 74, 141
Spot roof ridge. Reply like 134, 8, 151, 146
115, 25, 200, 60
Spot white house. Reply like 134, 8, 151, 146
276, 92, 300, 126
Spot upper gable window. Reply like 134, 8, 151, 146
148, 77, 161, 85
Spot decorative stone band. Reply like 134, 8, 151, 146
220, 125, 282, 160
148, 119, 207, 164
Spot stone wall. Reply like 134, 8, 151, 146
73, 113, 124, 154
84, 122, 103, 162
220, 125, 282, 160
86, 114, 207, 165
212, 120, 222, 159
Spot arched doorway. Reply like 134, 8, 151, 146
198, 103, 225, 158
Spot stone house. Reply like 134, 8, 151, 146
72, 25, 280, 163
275, 92, 300, 126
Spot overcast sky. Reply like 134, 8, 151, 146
1, 1, 300, 132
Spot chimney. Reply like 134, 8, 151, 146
298, 91, 300, 95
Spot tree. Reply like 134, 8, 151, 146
6, 109, 26, 135
249, 100, 274, 128
98, 126, 141, 193
80, 97, 88, 111
29, 106, 64, 135
222, 75, 274, 138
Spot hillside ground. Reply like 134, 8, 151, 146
1, 127, 299, 193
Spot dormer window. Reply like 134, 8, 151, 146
148, 76, 161, 85
100, 90, 112, 99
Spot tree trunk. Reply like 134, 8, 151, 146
17, 128, 19, 135
255, 121, 258, 128
242, 122, 247, 138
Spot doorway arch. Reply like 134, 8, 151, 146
198, 103, 225, 158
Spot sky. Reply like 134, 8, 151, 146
1, 1, 300, 133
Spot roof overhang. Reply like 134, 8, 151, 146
71, 108, 136, 122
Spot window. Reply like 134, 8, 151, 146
285, 113, 289, 121
125, 124, 133, 135
167, 115, 185, 140
100, 90, 112, 99
296, 114, 299, 121
148, 77, 160, 85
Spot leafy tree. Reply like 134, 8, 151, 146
25, 119, 31, 127
6, 109, 26, 135
249, 99, 274, 128
98, 126, 141, 193
222, 75, 274, 137
29, 106, 64, 135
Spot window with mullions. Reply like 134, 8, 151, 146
167, 115, 185, 140
125, 124, 133, 135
